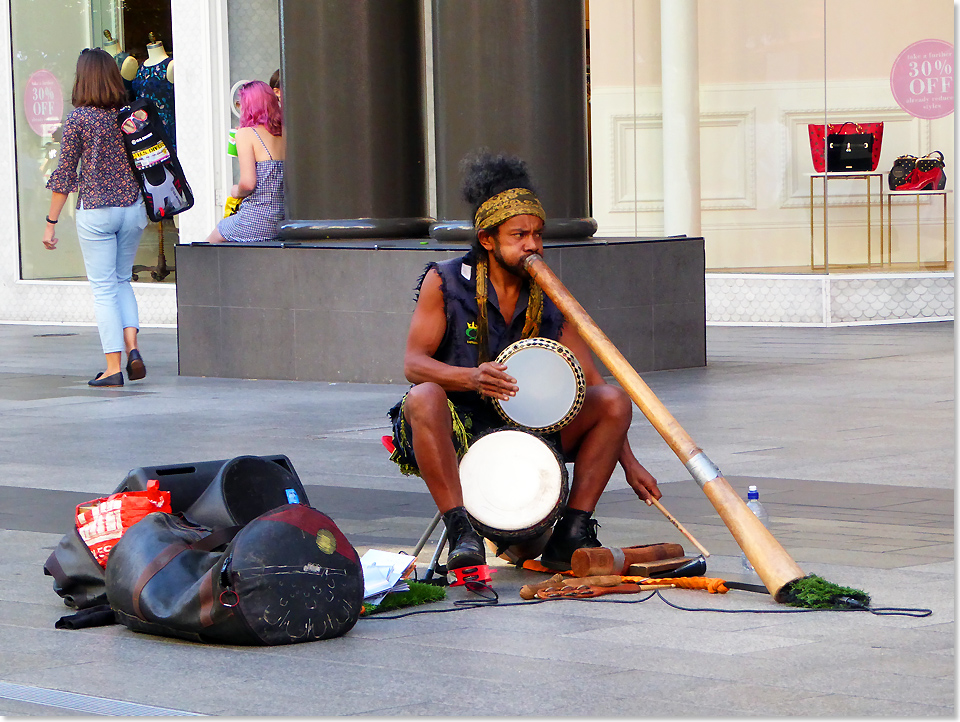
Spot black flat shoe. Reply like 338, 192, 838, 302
126, 349, 146, 381
88, 371, 124, 387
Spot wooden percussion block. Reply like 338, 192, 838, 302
626, 556, 693, 577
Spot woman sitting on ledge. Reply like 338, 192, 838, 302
206, 80, 284, 243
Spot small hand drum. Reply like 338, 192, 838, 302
494, 337, 586, 434
459, 429, 569, 543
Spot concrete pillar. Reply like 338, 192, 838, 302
279, 0, 431, 239
430, 0, 596, 240
660, 0, 701, 237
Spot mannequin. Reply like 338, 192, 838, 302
133, 32, 176, 150
143, 35, 175, 83
103, 30, 138, 98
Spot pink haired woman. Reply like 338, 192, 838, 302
206, 80, 285, 243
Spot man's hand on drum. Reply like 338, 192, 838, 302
624, 459, 662, 505
473, 361, 517, 401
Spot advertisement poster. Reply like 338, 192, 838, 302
25, 69, 63, 136
890, 39, 954, 120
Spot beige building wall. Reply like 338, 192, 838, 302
589, 0, 954, 270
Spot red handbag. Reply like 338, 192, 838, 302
808, 122, 884, 172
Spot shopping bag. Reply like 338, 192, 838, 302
76, 480, 172, 567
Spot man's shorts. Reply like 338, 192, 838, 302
386, 392, 565, 477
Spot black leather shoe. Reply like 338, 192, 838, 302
126, 348, 146, 381
442, 506, 485, 571
540, 508, 602, 571
88, 371, 124, 387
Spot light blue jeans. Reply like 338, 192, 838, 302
75, 200, 148, 354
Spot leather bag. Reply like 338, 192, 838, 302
808, 122, 884, 172
105, 505, 363, 645
827, 123, 873, 172
888, 155, 917, 190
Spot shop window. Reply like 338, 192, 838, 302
13, 0, 177, 282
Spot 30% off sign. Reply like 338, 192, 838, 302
890, 39, 954, 120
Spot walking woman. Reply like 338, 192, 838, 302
206, 80, 284, 243
44, 48, 148, 387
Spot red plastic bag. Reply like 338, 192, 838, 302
76, 480, 172, 567
808, 122, 884, 172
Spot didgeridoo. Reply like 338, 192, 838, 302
524, 254, 805, 602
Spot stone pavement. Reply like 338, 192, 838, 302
0, 321, 953, 717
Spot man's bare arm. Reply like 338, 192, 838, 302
403, 269, 518, 399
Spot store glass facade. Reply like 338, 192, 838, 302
12, 0, 176, 282
589, 0, 954, 273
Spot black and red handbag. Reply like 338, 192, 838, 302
808, 122, 884, 172
116, 98, 194, 221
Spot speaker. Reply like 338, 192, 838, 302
115, 454, 304, 514
184, 455, 308, 529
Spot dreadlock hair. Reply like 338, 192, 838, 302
460, 150, 538, 252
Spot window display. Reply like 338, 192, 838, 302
13, 0, 177, 282
589, 0, 953, 273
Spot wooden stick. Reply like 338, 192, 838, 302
524, 253, 805, 602
648, 496, 711, 558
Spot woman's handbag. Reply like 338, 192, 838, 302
808, 122, 884, 172
888, 155, 917, 190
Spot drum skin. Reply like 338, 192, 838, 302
494, 338, 586, 433
458, 429, 569, 543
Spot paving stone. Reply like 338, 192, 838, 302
0, 322, 952, 716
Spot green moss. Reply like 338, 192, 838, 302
360, 581, 447, 616
781, 574, 871, 609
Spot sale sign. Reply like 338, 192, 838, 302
25, 69, 63, 136
890, 39, 954, 120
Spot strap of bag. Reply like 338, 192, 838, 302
924, 150, 945, 162
130, 526, 242, 620
831, 122, 864, 135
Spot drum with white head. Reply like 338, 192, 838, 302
459, 428, 568, 544
493, 337, 586, 434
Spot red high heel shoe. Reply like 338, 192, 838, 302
897, 166, 944, 191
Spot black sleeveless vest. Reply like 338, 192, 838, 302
421, 252, 565, 396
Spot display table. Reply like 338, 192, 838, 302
808, 171, 885, 270
886, 189, 951, 267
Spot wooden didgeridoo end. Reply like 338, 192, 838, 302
702, 475, 805, 601
571, 542, 685, 577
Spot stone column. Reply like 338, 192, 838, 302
279, 0, 431, 239
660, 0, 701, 237
430, 0, 595, 240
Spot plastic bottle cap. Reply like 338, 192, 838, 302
747, 485, 759, 500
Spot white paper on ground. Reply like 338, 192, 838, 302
360, 549, 416, 599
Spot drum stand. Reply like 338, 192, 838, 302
409, 511, 447, 583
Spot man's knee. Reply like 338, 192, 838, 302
587, 384, 632, 426
403, 382, 451, 425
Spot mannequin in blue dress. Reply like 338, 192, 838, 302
132, 34, 175, 151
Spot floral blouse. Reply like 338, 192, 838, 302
46, 106, 140, 209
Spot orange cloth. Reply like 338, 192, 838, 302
521, 560, 574, 575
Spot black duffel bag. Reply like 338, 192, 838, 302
105, 504, 363, 645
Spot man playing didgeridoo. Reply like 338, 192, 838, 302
387, 151, 661, 572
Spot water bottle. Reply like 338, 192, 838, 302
740, 485, 769, 574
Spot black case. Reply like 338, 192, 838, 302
116, 98, 194, 221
